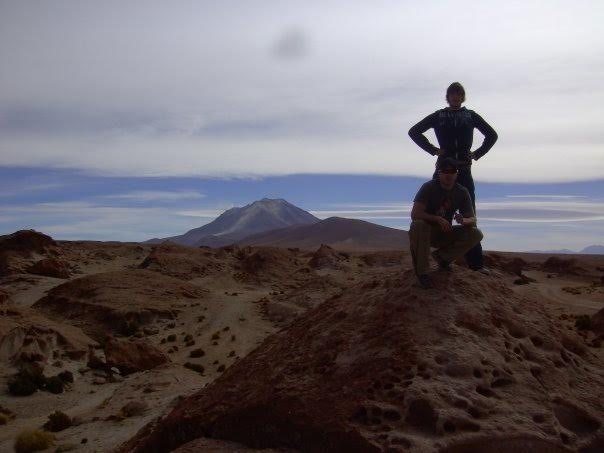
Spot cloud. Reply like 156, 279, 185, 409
0, 1, 603, 183
0, 201, 221, 241
0, 182, 66, 198
101, 190, 205, 202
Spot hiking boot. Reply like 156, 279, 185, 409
431, 250, 451, 271
472, 266, 491, 275
418, 274, 433, 289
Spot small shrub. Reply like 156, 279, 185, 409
8, 376, 38, 396
57, 371, 74, 384
184, 362, 204, 373
43, 411, 72, 432
166, 334, 176, 342
14, 429, 55, 453
211, 332, 220, 340
7, 364, 46, 396
0, 413, 10, 425
119, 401, 148, 418
44, 376, 64, 394
575, 315, 592, 331
189, 348, 205, 358
183, 334, 193, 343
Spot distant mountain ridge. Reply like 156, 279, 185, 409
527, 245, 604, 255
146, 198, 320, 247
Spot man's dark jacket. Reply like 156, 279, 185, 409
408, 107, 498, 166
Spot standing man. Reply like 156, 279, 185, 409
410, 158, 483, 289
408, 82, 497, 274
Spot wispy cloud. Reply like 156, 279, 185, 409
505, 195, 587, 199
310, 197, 604, 223
0, 182, 66, 198
101, 190, 205, 202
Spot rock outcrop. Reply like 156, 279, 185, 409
27, 258, 71, 279
138, 243, 226, 280
33, 270, 207, 340
541, 257, 584, 276
0, 230, 61, 276
104, 337, 170, 375
308, 244, 346, 270
0, 306, 96, 364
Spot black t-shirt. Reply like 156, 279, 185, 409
413, 179, 474, 223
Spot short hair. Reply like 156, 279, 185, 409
446, 82, 465, 102
437, 157, 458, 171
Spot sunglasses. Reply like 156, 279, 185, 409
440, 168, 457, 174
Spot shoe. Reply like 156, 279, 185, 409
431, 250, 451, 271
472, 266, 491, 275
418, 274, 433, 289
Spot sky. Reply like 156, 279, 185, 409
1, 0, 603, 251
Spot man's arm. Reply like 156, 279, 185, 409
411, 201, 452, 233
471, 112, 498, 160
454, 188, 477, 226
408, 112, 442, 156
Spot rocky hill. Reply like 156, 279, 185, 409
119, 268, 604, 453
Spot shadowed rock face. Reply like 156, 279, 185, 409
0, 306, 96, 364
32, 269, 207, 340
27, 258, 71, 279
0, 230, 56, 254
104, 337, 170, 375
119, 269, 604, 453
0, 230, 61, 276
592, 308, 604, 335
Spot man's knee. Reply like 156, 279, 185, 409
470, 227, 483, 243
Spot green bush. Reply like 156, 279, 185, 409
14, 429, 55, 453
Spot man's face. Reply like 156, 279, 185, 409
446, 91, 464, 109
438, 168, 458, 188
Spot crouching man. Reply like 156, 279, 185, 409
410, 157, 483, 289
